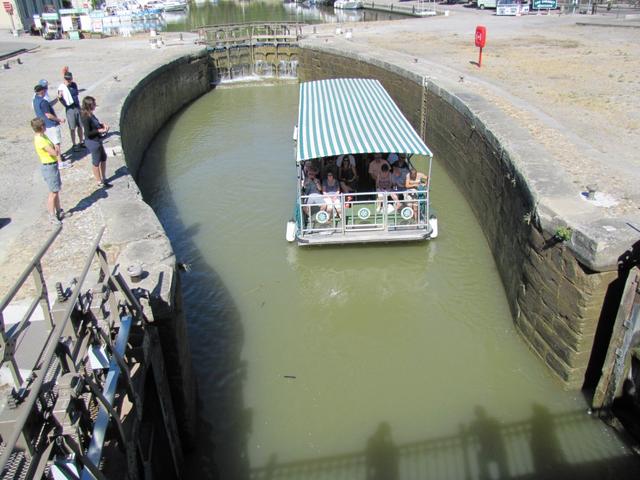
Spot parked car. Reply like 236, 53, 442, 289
476, 0, 497, 8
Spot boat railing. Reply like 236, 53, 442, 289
298, 189, 430, 237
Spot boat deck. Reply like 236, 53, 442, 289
297, 228, 431, 246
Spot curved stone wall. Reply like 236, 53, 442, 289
122, 52, 212, 179
118, 50, 212, 448
298, 46, 619, 389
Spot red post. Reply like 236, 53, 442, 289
475, 26, 487, 68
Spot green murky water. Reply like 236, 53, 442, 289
139, 83, 640, 479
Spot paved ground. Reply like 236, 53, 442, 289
0, 7, 639, 297
303, 6, 640, 265
0, 32, 199, 299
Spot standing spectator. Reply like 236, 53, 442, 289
58, 71, 84, 152
33, 83, 70, 169
30, 79, 55, 104
31, 117, 64, 224
80, 96, 111, 188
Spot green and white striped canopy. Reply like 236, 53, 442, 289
296, 78, 432, 163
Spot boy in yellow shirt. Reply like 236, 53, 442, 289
32, 117, 64, 224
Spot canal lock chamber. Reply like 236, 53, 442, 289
120, 45, 640, 479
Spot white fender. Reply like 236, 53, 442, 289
285, 221, 297, 242
429, 216, 438, 239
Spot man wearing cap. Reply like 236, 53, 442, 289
33, 82, 69, 169
58, 71, 84, 152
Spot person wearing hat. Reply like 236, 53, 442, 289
58, 71, 84, 152
32, 79, 53, 103
33, 82, 70, 169
31, 117, 64, 225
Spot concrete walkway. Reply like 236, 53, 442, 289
0, 31, 201, 298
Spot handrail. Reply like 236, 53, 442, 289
299, 190, 429, 234
0, 226, 106, 475
0, 225, 62, 312
192, 21, 303, 32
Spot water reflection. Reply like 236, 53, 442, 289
163, 0, 407, 32
248, 407, 640, 480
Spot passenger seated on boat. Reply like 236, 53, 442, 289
336, 154, 356, 169
375, 164, 399, 213
338, 157, 358, 197
321, 156, 339, 180
404, 168, 428, 192
302, 170, 326, 218
396, 155, 410, 178
390, 164, 406, 196
303, 159, 321, 177
405, 168, 429, 218
368, 153, 390, 184
322, 172, 342, 216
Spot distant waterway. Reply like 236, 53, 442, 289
139, 83, 640, 479
163, 0, 409, 31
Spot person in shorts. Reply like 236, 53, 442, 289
80, 96, 111, 188
58, 71, 84, 151
404, 168, 429, 219
31, 117, 64, 224
375, 164, 399, 213
33, 83, 70, 169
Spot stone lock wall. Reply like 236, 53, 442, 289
299, 46, 614, 389
426, 85, 615, 389
119, 50, 212, 447
121, 52, 212, 179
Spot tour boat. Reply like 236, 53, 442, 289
334, 0, 364, 9
287, 78, 438, 246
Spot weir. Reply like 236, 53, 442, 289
196, 22, 301, 82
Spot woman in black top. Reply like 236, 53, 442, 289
338, 157, 358, 194
80, 96, 110, 188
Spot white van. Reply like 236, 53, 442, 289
477, 0, 497, 8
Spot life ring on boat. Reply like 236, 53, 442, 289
357, 208, 371, 220
315, 210, 330, 224
401, 207, 414, 220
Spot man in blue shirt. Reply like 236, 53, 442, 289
33, 84, 69, 169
